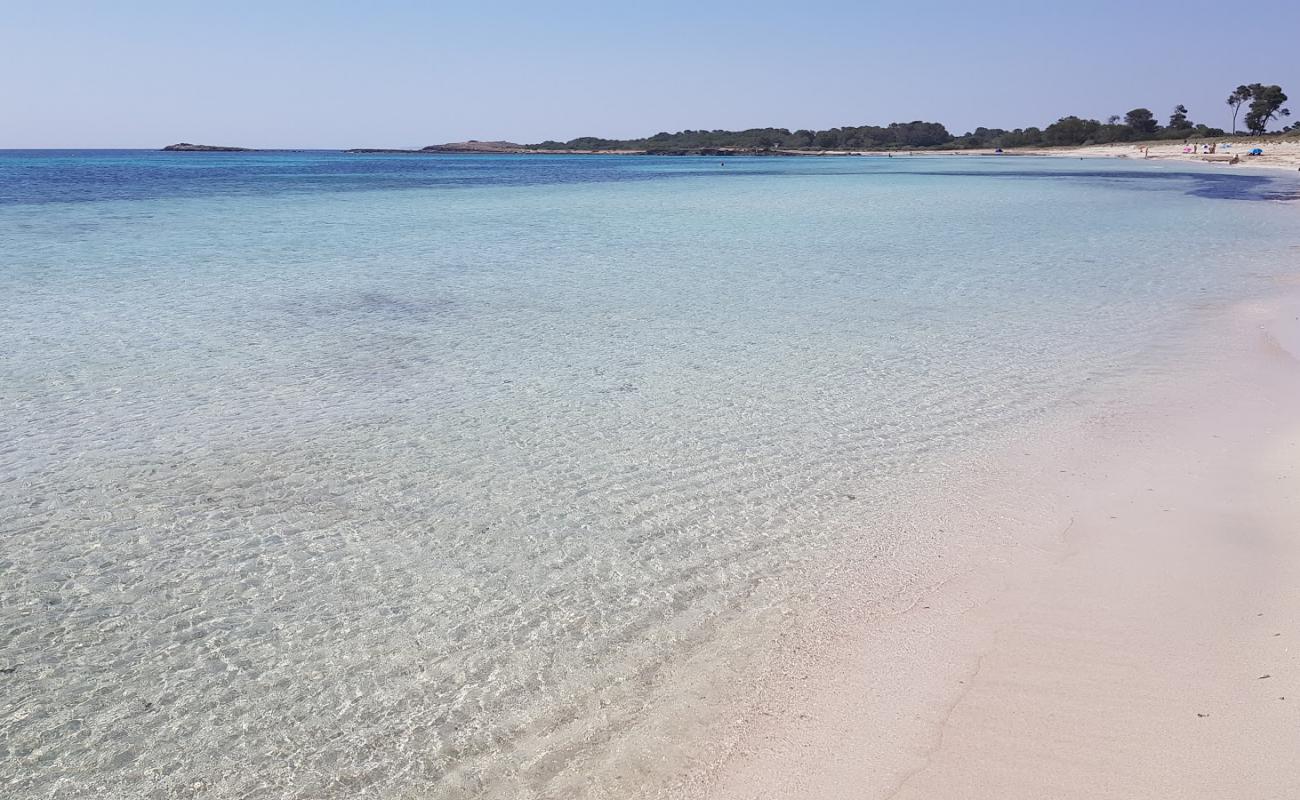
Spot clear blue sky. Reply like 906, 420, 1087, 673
3, 0, 1296, 148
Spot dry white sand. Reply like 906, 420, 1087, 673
1017, 139, 1300, 172
678, 292, 1300, 799
836, 139, 1300, 172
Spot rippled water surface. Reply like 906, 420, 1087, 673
3, 151, 1299, 799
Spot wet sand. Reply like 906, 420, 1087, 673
684, 292, 1300, 798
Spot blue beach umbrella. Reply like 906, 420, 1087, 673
1249, 148, 1264, 156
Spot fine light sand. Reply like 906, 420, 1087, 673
836, 139, 1300, 172
1017, 139, 1300, 172
679, 291, 1300, 798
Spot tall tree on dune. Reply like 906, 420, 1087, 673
1168, 104, 1192, 132
1226, 85, 1252, 134
1243, 85, 1290, 135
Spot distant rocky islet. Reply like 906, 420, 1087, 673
161, 143, 257, 152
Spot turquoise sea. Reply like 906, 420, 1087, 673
3, 151, 1299, 798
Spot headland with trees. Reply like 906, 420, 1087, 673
520, 82, 1292, 154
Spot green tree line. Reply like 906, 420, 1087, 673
526, 84, 1291, 152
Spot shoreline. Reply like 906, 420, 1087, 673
679, 284, 1300, 797
344, 143, 1300, 175
1000, 139, 1300, 174
153, 140, 1300, 173
801, 140, 1300, 173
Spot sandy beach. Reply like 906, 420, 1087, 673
9, 0, 1300, 794
824, 139, 1300, 173
1015, 139, 1300, 172
680, 291, 1300, 798
6, 149, 1299, 800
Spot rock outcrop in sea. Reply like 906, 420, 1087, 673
161, 143, 255, 152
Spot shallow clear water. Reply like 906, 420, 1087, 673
2, 152, 1299, 798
